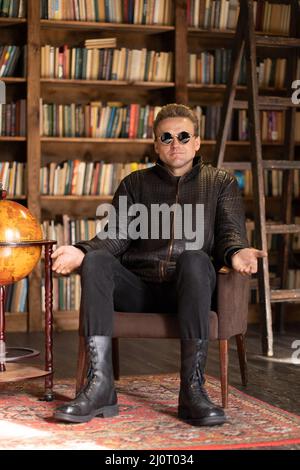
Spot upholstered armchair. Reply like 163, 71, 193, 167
76, 268, 250, 408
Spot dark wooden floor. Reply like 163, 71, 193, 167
6, 324, 300, 450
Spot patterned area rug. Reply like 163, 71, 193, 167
0, 373, 300, 450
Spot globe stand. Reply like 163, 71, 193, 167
0, 240, 57, 401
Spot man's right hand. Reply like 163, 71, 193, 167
51, 245, 85, 275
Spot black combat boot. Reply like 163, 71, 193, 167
178, 339, 227, 426
54, 336, 118, 423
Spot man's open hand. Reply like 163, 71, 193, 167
231, 248, 267, 276
51, 245, 85, 275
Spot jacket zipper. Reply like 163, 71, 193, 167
162, 178, 180, 279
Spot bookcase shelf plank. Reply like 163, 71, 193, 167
40, 79, 175, 89
187, 84, 287, 94
3, 195, 27, 199
41, 195, 113, 201
41, 196, 113, 217
40, 20, 175, 34
6, 313, 28, 333
0, 18, 26, 27
41, 137, 153, 144
188, 28, 291, 41
0, 78, 26, 83
0, 137, 26, 141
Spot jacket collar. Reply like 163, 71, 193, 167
154, 155, 204, 183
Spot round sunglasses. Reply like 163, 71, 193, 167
158, 131, 195, 145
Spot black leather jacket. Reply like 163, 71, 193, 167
75, 156, 249, 282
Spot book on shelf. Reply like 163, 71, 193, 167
41, 45, 173, 82
40, 0, 174, 25
84, 37, 117, 49
0, 45, 22, 77
0, 100, 26, 136
41, 274, 81, 312
0, 161, 26, 196
5, 278, 28, 313
0, 0, 26, 18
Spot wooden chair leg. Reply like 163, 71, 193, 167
219, 339, 228, 409
235, 334, 248, 386
112, 338, 120, 380
76, 335, 87, 394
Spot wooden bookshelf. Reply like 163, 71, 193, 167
1, 0, 299, 332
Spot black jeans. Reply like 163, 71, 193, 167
80, 249, 216, 340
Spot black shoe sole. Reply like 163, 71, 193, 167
54, 404, 119, 423
178, 408, 227, 427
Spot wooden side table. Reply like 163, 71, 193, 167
0, 240, 57, 401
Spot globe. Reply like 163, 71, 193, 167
0, 199, 43, 286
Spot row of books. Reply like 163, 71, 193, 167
39, 101, 300, 142
3, 159, 300, 200
0, 161, 26, 196
41, 274, 81, 312
4, 278, 28, 313
43, 101, 159, 139
194, 106, 300, 142
233, 169, 300, 198
189, 49, 244, 85
42, 214, 98, 246
189, 53, 287, 88
225, 168, 300, 199
40, 102, 161, 138
0, 100, 26, 136
38, 158, 300, 198
40, 0, 174, 25
40, 160, 154, 196
0, 45, 21, 77
39, 0, 292, 35
238, 110, 287, 142
41, 45, 173, 82
0, 0, 25, 17
188, 0, 291, 35
2, 99, 299, 143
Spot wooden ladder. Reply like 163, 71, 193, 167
214, 0, 300, 356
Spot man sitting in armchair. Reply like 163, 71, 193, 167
51, 103, 266, 426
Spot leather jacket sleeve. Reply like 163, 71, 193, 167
214, 173, 249, 268
74, 177, 133, 257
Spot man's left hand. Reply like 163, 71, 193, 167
231, 248, 268, 276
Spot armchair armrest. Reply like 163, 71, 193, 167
217, 269, 250, 339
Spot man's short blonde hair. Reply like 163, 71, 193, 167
153, 103, 199, 139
